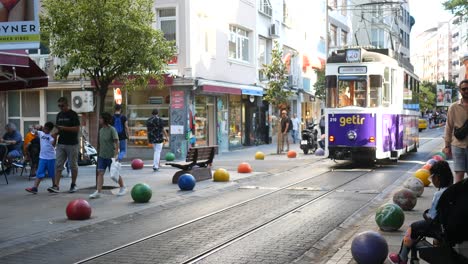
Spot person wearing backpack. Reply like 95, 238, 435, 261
280, 110, 290, 152
388, 161, 454, 264
111, 104, 129, 161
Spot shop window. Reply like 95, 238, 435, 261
21, 91, 40, 118
229, 25, 249, 63
8, 91, 20, 117
229, 95, 242, 148
329, 25, 337, 47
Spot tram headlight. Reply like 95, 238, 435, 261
369, 136, 375, 143
329, 135, 335, 142
347, 130, 357, 141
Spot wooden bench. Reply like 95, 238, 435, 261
166, 146, 218, 184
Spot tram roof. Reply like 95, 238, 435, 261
327, 48, 415, 73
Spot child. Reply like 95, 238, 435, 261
89, 112, 126, 199
25, 122, 57, 194
388, 160, 454, 264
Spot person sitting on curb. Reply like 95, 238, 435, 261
388, 160, 454, 264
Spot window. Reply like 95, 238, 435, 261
258, 37, 267, 81
371, 28, 384, 48
329, 25, 337, 47
229, 25, 249, 62
283, 0, 291, 25
259, 0, 272, 16
341, 0, 347, 16
328, 0, 337, 9
157, 8, 176, 42
341, 30, 348, 46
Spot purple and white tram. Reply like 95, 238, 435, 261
324, 48, 420, 162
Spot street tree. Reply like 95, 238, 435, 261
419, 82, 436, 113
443, 0, 468, 21
313, 68, 326, 101
261, 41, 293, 153
41, 0, 176, 114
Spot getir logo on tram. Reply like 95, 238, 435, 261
339, 115, 366, 127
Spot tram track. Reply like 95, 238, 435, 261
76, 166, 376, 264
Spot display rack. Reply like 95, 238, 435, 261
127, 104, 170, 147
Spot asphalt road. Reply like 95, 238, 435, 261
0, 127, 445, 264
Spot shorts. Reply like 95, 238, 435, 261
97, 157, 112, 171
55, 144, 79, 171
452, 146, 468, 172
36, 158, 55, 179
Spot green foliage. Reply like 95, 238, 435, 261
419, 82, 436, 112
41, 0, 176, 111
261, 41, 293, 109
313, 68, 326, 100
443, 0, 468, 21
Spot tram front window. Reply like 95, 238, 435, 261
338, 80, 367, 107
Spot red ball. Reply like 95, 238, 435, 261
131, 159, 144, 170
66, 199, 92, 220
432, 155, 444, 161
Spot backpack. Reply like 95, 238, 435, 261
112, 115, 126, 139
288, 118, 293, 132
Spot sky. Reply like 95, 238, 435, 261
410, 0, 454, 36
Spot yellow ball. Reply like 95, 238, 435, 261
213, 168, 230, 182
414, 169, 431, 187
255, 151, 265, 160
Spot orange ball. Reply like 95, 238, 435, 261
422, 164, 432, 171
287, 150, 297, 158
237, 162, 252, 173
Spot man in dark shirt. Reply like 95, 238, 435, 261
146, 109, 168, 171
280, 110, 290, 152
48, 97, 80, 193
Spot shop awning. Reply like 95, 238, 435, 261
199, 80, 264, 96
91, 74, 174, 88
0, 50, 48, 91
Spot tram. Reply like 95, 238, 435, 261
324, 47, 420, 162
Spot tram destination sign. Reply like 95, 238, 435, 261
338, 66, 367, 74
345, 48, 361, 63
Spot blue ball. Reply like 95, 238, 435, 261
351, 231, 388, 264
178, 174, 196, 191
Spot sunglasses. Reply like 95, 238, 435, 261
461, 87, 468, 92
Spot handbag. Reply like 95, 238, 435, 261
454, 120, 468, 140
110, 158, 121, 183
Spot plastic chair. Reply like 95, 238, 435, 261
0, 145, 9, 184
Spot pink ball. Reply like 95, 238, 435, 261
432, 155, 444, 161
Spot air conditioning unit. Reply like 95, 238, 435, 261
71, 91, 94, 113
269, 23, 280, 38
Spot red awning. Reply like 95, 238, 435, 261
0, 50, 29, 67
91, 74, 174, 88
0, 55, 48, 91
202, 84, 241, 95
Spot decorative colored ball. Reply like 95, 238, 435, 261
422, 164, 432, 171
393, 188, 417, 211
131, 159, 144, 170
315, 148, 325, 156
178, 174, 196, 191
165, 152, 175, 161
237, 162, 253, 173
375, 203, 405, 231
351, 231, 388, 264
434, 151, 447, 160
403, 177, 424, 197
287, 150, 297, 158
66, 199, 92, 220
131, 183, 152, 203
414, 169, 431, 187
255, 151, 265, 160
432, 155, 444, 161
213, 168, 230, 182
426, 159, 437, 166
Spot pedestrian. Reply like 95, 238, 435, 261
388, 160, 454, 264
89, 112, 127, 199
111, 104, 129, 161
146, 109, 168, 171
443, 79, 468, 183
25, 122, 57, 194
48, 97, 80, 193
0, 123, 23, 173
280, 110, 290, 152
291, 114, 300, 144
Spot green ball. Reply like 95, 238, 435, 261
131, 183, 152, 203
375, 203, 405, 231
434, 151, 446, 160
165, 152, 175, 161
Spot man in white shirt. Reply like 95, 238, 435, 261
291, 114, 301, 144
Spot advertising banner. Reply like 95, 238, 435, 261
328, 113, 376, 147
436, 85, 453, 107
0, 0, 40, 50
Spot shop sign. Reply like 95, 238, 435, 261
114, 88, 122, 105
171, 90, 184, 109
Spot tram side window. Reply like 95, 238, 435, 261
326, 75, 337, 108
370, 75, 382, 107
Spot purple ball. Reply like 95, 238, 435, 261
426, 159, 437, 166
351, 231, 388, 264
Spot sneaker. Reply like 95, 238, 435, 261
153, 167, 159, 172
47, 186, 60, 193
69, 184, 79, 193
117, 186, 127, 196
25, 187, 38, 194
388, 253, 407, 264
89, 190, 101, 199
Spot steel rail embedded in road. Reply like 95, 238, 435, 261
75, 166, 371, 264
